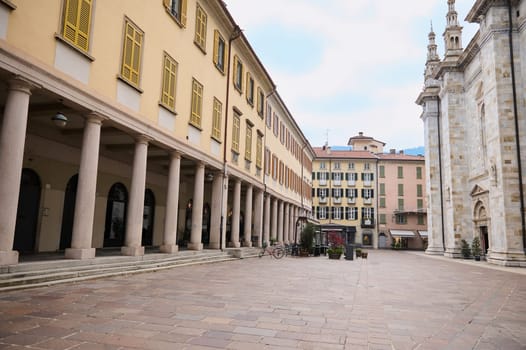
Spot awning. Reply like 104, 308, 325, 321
390, 230, 415, 238
418, 231, 428, 237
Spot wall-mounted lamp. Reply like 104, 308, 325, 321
205, 173, 214, 182
52, 112, 68, 128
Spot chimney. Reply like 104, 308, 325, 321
399, 150, 404, 155
326, 146, 331, 155
359, 132, 364, 136
390, 149, 396, 154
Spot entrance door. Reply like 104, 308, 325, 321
480, 226, 489, 255
378, 233, 387, 248
14, 169, 41, 253
142, 189, 155, 246
60, 174, 78, 250
104, 183, 128, 247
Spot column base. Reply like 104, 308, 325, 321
425, 246, 445, 255
121, 246, 145, 256
208, 242, 220, 249
0, 250, 19, 266
487, 250, 526, 267
243, 241, 252, 248
65, 248, 96, 260
228, 242, 241, 248
187, 242, 203, 251
159, 244, 179, 254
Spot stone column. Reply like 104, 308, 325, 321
271, 198, 278, 242
278, 200, 284, 244
188, 162, 205, 250
230, 179, 241, 248
66, 113, 104, 260
264, 195, 271, 246
289, 205, 295, 244
293, 206, 299, 243
253, 189, 263, 248
243, 184, 253, 247
220, 175, 229, 249
284, 203, 290, 245
209, 172, 223, 249
0, 78, 33, 266
160, 152, 181, 253
122, 135, 149, 256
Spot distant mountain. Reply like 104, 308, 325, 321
403, 146, 425, 156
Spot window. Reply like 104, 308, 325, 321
62, 0, 93, 52
280, 122, 285, 144
246, 73, 254, 105
272, 155, 278, 179
245, 122, 252, 161
379, 214, 386, 224
233, 56, 243, 92
417, 199, 424, 210
364, 163, 370, 170
231, 113, 240, 153
332, 207, 342, 220
348, 162, 354, 170
120, 19, 143, 87
362, 173, 374, 182
318, 206, 327, 220
273, 113, 279, 136
256, 132, 263, 169
160, 53, 178, 111
266, 104, 272, 128
318, 172, 329, 182
362, 207, 374, 219
379, 197, 385, 208
346, 172, 358, 182
398, 166, 404, 178
211, 98, 222, 141
318, 188, 328, 198
165, 0, 187, 26
264, 148, 270, 175
417, 184, 423, 197
416, 166, 422, 179
332, 188, 343, 198
398, 184, 404, 196
398, 198, 404, 211
346, 207, 358, 220
418, 214, 425, 225
334, 162, 340, 170
379, 183, 385, 196
396, 214, 407, 224
379, 165, 385, 178
194, 4, 207, 51
213, 30, 226, 73
333, 172, 342, 181
320, 162, 326, 169
190, 78, 203, 128
362, 189, 374, 199
257, 88, 264, 117
346, 188, 358, 198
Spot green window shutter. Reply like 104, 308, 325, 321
398, 184, 404, 196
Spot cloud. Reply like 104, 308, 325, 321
225, 0, 478, 148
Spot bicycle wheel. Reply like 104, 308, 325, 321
272, 247, 285, 259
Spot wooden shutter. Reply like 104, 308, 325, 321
180, 0, 187, 26
163, 0, 170, 9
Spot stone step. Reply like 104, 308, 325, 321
0, 250, 240, 292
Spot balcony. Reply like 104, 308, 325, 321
361, 218, 375, 228
363, 198, 372, 205
333, 179, 341, 187
363, 180, 372, 187
333, 197, 341, 204
347, 180, 356, 186
319, 179, 327, 186
347, 197, 356, 204
319, 197, 327, 204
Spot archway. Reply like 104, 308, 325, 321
104, 183, 128, 247
473, 200, 489, 255
14, 168, 41, 253
59, 174, 78, 250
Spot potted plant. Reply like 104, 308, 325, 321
327, 232, 344, 260
355, 247, 362, 258
471, 236, 482, 261
461, 239, 471, 259
299, 223, 315, 256
361, 250, 368, 259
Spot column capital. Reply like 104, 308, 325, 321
85, 112, 107, 124
169, 150, 182, 159
135, 134, 153, 145
8, 76, 39, 95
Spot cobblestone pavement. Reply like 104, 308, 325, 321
1, 250, 525, 350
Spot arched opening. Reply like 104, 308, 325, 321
378, 232, 387, 248
59, 174, 78, 250
202, 202, 210, 245
104, 183, 128, 247
142, 189, 155, 246
14, 168, 41, 253
473, 200, 490, 255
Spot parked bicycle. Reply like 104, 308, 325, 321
258, 242, 285, 259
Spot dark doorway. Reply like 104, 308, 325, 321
59, 174, 78, 250
104, 183, 128, 247
142, 189, 155, 246
202, 203, 210, 245
14, 168, 41, 253
480, 226, 489, 255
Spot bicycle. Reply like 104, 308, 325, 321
258, 243, 285, 259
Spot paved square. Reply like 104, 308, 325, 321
1, 251, 525, 349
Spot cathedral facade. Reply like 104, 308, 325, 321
416, 0, 526, 266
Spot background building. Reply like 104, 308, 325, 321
416, 0, 526, 266
312, 133, 427, 249
0, 0, 314, 266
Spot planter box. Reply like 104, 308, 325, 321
328, 253, 342, 260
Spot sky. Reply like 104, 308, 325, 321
224, 0, 479, 150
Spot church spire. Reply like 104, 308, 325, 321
424, 21, 440, 82
443, 0, 463, 59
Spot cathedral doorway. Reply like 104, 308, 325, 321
480, 225, 489, 255
473, 199, 490, 256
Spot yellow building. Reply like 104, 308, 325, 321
0, 0, 314, 266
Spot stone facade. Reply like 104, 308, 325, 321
417, 0, 526, 266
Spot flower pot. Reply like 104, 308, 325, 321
361, 252, 368, 259
474, 255, 480, 261
328, 252, 342, 260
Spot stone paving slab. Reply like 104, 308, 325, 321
0, 250, 525, 349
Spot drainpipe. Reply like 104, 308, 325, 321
220, 25, 242, 250
437, 96, 446, 252
507, 0, 526, 252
